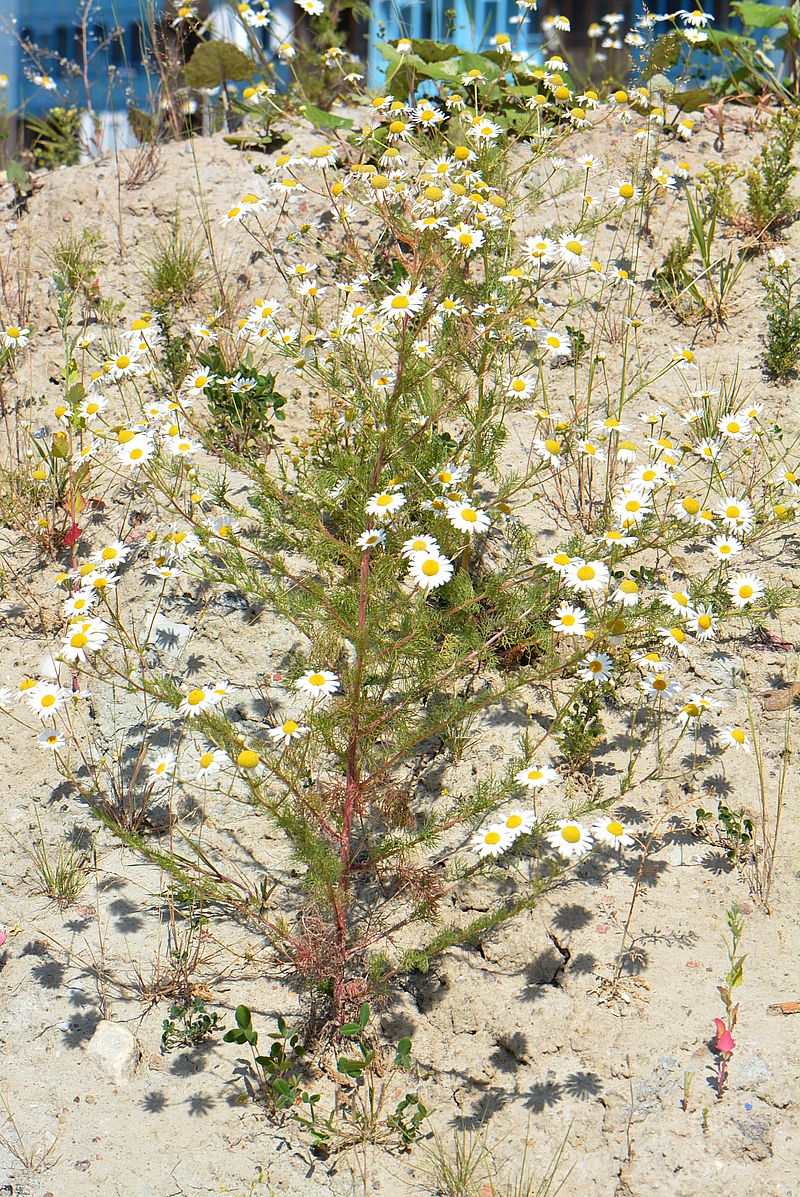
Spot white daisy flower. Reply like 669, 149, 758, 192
550, 602, 588, 636
578, 651, 614, 685
366, 490, 407, 521
446, 502, 490, 536
267, 717, 310, 747
592, 816, 634, 849
727, 573, 764, 608
408, 550, 454, 590
515, 763, 558, 789
547, 820, 594, 858
471, 823, 515, 858
295, 669, 340, 700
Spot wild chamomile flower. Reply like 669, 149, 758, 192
366, 490, 406, 521
676, 694, 713, 730
522, 236, 556, 266
149, 751, 176, 786
612, 577, 640, 607
498, 810, 537, 840
515, 763, 558, 789
565, 559, 610, 593
401, 534, 440, 559
38, 728, 66, 750
62, 592, 96, 618
268, 718, 310, 747
592, 816, 634, 849
178, 686, 220, 716
506, 374, 536, 399
356, 529, 386, 551
547, 820, 594, 859
25, 682, 72, 720
709, 535, 743, 561
727, 572, 764, 607
380, 281, 427, 319
558, 232, 590, 267
550, 602, 588, 636
446, 502, 490, 536
60, 619, 108, 663
408, 550, 454, 591
641, 671, 681, 700
659, 625, 690, 658
117, 434, 154, 469
608, 179, 641, 205
445, 223, 485, 255
541, 330, 571, 357
1, 324, 30, 349
720, 725, 751, 753
539, 551, 577, 576
717, 495, 755, 533
92, 540, 130, 568
689, 603, 718, 641
472, 824, 514, 859
661, 588, 694, 615
196, 747, 225, 779
295, 670, 340, 700
579, 651, 614, 685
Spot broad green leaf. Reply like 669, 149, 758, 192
184, 40, 255, 89
297, 103, 353, 130
732, 1, 792, 27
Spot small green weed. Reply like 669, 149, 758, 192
161, 997, 221, 1051
762, 254, 800, 378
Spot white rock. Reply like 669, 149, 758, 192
87, 1020, 139, 1082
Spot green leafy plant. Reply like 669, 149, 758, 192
196, 346, 286, 455
224, 1002, 427, 1151
711, 901, 745, 1097
745, 109, 800, 236
161, 996, 222, 1051
693, 801, 755, 865
26, 106, 82, 170
762, 254, 800, 378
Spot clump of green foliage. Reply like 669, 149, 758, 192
161, 997, 221, 1051
746, 109, 800, 235
763, 255, 800, 377
144, 215, 209, 311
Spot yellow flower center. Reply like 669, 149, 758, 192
422, 559, 440, 576
619, 183, 635, 198
485, 830, 501, 845
70, 632, 88, 648
561, 825, 581, 843
116, 355, 130, 369
460, 508, 477, 522
544, 438, 561, 455
308, 672, 326, 686
576, 565, 595, 581
199, 752, 215, 768
725, 505, 740, 519
562, 613, 575, 626
282, 719, 298, 734
507, 814, 523, 829
376, 494, 393, 506
682, 497, 700, 514
670, 627, 685, 642
41, 694, 56, 707
731, 728, 745, 743
390, 295, 409, 309
187, 689, 206, 705
607, 820, 624, 836
620, 579, 638, 593
237, 749, 259, 769
739, 584, 753, 598
698, 614, 712, 630
565, 239, 583, 255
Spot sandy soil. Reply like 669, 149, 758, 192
0, 105, 798, 1197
